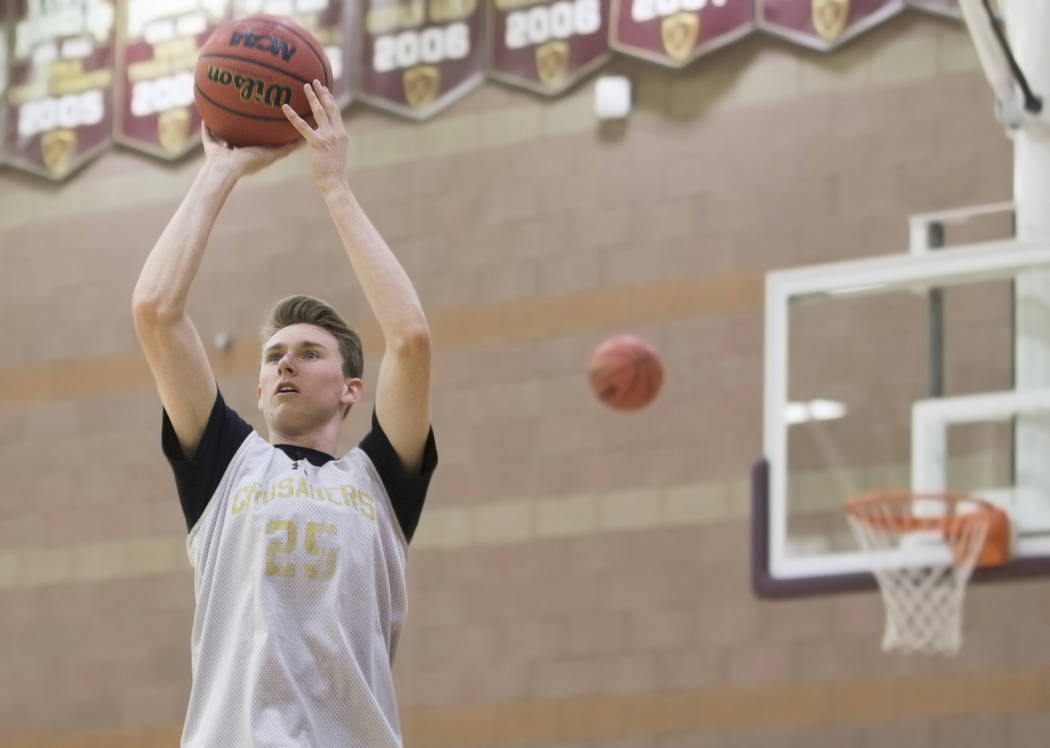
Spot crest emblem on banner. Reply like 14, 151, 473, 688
41, 129, 77, 175
812, 0, 849, 40
158, 108, 191, 154
536, 41, 570, 88
661, 12, 699, 63
404, 66, 441, 109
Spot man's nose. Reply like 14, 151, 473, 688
278, 353, 295, 373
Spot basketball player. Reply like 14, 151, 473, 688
132, 80, 436, 746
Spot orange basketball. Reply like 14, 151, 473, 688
194, 14, 332, 147
588, 334, 664, 411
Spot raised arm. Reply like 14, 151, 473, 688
132, 126, 294, 459
284, 82, 431, 474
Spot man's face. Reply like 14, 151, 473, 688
257, 323, 359, 436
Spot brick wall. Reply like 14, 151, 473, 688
3, 12, 1049, 748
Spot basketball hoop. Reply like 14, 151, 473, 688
845, 491, 1010, 656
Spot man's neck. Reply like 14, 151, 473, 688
267, 424, 340, 456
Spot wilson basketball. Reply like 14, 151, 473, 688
194, 14, 333, 147
588, 334, 664, 411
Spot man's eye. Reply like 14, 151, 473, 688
304, 351, 319, 359
268, 354, 281, 362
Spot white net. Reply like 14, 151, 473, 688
845, 494, 992, 656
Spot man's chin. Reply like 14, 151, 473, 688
268, 405, 331, 435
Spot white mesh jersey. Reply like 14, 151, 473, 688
163, 392, 437, 748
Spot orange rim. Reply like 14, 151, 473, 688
845, 491, 994, 532
845, 490, 1011, 568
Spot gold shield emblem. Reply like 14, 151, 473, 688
158, 107, 191, 155
661, 12, 699, 64
536, 41, 569, 89
404, 65, 440, 110
812, 0, 849, 40
41, 129, 77, 176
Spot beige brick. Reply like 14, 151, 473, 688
120, 537, 188, 577
538, 248, 603, 297
415, 114, 483, 158
540, 89, 594, 136
631, 609, 698, 652
789, 468, 858, 513
475, 260, 540, 304
726, 479, 752, 519
569, 204, 636, 249
800, 43, 870, 93
726, 50, 802, 106
0, 552, 20, 589
17, 547, 74, 587
478, 180, 541, 227
862, 462, 910, 493
562, 613, 630, 656
726, 641, 795, 686
937, 27, 981, 74
480, 106, 542, 148
504, 617, 562, 660
633, 71, 670, 114
599, 488, 662, 531
72, 541, 133, 583
471, 501, 534, 545
530, 654, 657, 699
868, 34, 939, 86
662, 482, 730, 525
658, 648, 724, 691
535, 494, 598, 538
412, 506, 472, 549
666, 69, 734, 120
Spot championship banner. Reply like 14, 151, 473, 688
356, 0, 485, 120
4, 0, 116, 180
905, 0, 959, 18
757, 0, 904, 51
610, 0, 755, 69
486, 0, 612, 96
115, 1, 231, 160
234, 0, 355, 107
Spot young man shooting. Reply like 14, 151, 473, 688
132, 80, 436, 747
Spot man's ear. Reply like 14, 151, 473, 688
342, 378, 363, 407
257, 383, 263, 413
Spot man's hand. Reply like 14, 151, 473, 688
201, 122, 297, 179
282, 80, 348, 193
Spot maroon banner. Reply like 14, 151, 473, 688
486, 0, 612, 95
610, 0, 755, 68
4, 0, 116, 180
356, 0, 485, 120
905, 0, 959, 18
757, 0, 904, 51
115, 1, 231, 160
233, 0, 355, 107
0, 9, 8, 169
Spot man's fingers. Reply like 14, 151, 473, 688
304, 81, 330, 127
282, 104, 313, 139
319, 83, 339, 115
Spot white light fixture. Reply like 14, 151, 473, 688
214, 331, 234, 352
785, 398, 848, 425
594, 75, 632, 120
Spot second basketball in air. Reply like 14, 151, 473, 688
588, 334, 664, 412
